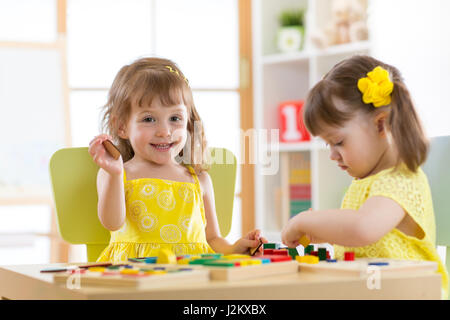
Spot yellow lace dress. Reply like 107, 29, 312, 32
97, 166, 214, 263
334, 165, 448, 299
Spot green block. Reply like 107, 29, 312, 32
202, 260, 236, 267
288, 248, 298, 258
200, 253, 223, 259
263, 243, 279, 249
188, 258, 218, 265
318, 248, 327, 261
304, 245, 314, 254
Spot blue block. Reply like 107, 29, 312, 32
145, 257, 158, 264
368, 262, 389, 266
326, 259, 337, 263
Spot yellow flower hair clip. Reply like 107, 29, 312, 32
165, 66, 189, 85
357, 66, 394, 107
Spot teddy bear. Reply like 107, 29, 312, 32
311, 0, 369, 48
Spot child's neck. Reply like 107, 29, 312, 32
361, 142, 399, 179
124, 156, 193, 183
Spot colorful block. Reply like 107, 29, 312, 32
263, 243, 279, 249
272, 249, 289, 256
296, 255, 319, 264
298, 235, 311, 248
344, 251, 355, 261
287, 248, 299, 258
304, 245, 314, 254
318, 248, 327, 261
157, 249, 177, 264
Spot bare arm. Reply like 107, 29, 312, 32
89, 134, 126, 231
282, 196, 406, 248
96, 168, 126, 231
199, 172, 265, 254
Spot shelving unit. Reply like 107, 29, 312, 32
252, 0, 370, 241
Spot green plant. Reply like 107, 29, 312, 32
279, 9, 305, 27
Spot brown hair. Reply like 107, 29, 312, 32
101, 57, 209, 173
304, 54, 428, 172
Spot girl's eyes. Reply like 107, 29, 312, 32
142, 116, 155, 123
326, 140, 343, 147
141, 116, 183, 122
170, 116, 182, 122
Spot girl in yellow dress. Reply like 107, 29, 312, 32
89, 57, 266, 264
281, 55, 448, 298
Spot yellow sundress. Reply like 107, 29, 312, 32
334, 164, 449, 299
97, 166, 214, 263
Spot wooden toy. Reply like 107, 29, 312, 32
250, 239, 263, 256
344, 251, 355, 261
157, 248, 177, 264
297, 258, 438, 277
130, 253, 299, 282
53, 264, 209, 288
102, 140, 121, 160
298, 235, 310, 248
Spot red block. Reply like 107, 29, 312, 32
263, 249, 274, 255
310, 251, 318, 257
344, 251, 355, 261
272, 249, 289, 256
260, 255, 292, 262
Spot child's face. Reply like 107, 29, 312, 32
122, 98, 189, 165
318, 111, 388, 179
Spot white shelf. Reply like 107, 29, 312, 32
253, 0, 369, 236
262, 41, 371, 66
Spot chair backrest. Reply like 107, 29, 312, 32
49, 147, 237, 262
422, 135, 450, 288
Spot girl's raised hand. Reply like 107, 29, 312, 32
232, 229, 268, 255
88, 134, 123, 176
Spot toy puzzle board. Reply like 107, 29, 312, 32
298, 258, 438, 277
203, 260, 299, 281
53, 264, 209, 288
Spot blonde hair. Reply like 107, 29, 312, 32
304, 55, 428, 172
101, 57, 209, 173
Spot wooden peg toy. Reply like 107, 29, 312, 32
102, 140, 121, 160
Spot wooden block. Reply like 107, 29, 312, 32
157, 249, 177, 264
299, 235, 310, 248
102, 140, 121, 160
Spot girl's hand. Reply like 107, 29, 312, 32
232, 229, 268, 255
88, 134, 123, 176
281, 214, 305, 248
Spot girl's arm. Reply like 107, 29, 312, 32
282, 196, 406, 248
199, 172, 262, 255
89, 135, 126, 231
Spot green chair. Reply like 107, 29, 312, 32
422, 135, 450, 296
49, 147, 237, 262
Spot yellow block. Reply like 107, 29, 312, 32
240, 259, 262, 266
144, 270, 167, 275
299, 235, 311, 248
157, 248, 177, 264
177, 258, 190, 265
296, 255, 319, 264
222, 254, 251, 260
88, 267, 107, 272
120, 268, 140, 275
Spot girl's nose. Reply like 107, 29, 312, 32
329, 148, 340, 161
156, 123, 171, 137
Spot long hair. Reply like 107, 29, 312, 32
304, 54, 428, 172
101, 57, 209, 173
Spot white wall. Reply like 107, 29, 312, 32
369, 0, 450, 137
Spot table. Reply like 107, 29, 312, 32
0, 262, 442, 300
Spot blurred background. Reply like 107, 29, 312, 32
0, 0, 449, 265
